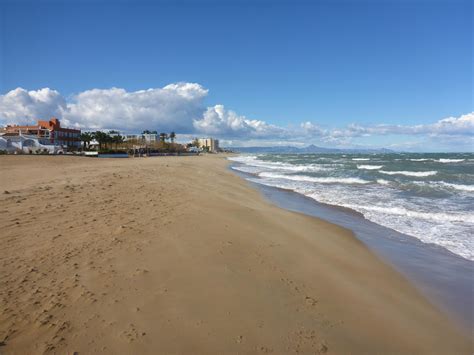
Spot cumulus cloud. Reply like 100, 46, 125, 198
65, 83, 208, 132
0, 85, 472, 150
300, 121, 326, 136
426, 113, 474, 136
334, 112, 474, 138
0, 83, 208, 133
0, 88, 67, 125
296, 114, 473, 150
193, 105, 287, 138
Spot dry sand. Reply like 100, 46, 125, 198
0, 154, 471, 354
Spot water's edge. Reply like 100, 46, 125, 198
230, 165, 474, 334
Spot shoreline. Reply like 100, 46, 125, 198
230, 161, 474, 333
229, 153, 473, 261
0, 155, 471, 353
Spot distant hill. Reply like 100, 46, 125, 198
229, 144, 394, 154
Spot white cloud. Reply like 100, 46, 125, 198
0, 85, 472, 150
427, 113, 474, 136
0, 83, 208, 133
65, 83, 208, 132
193, 104, 287, 138
336, 113, 474, 138
0, 88, 66, 125
300, 121, 326, 136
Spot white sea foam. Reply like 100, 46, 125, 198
302, 189, 474, 259
258, 172, 371, 185
231, 165, 261, 174
357, 165, 383, 170
380, 170, 437, 177
438, 159, 465, 163
228, 155, 257, 162
436, 182, 474, 192
228, 155, 330, 173
341, 204, 474, 223
231, 154, 474, 260
246, 174, 474, 260
228, 155, 260, 164
352, 158, 370, 161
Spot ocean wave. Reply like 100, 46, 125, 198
228, 155, 258, 163
352, 158, 370, 161
332, 201, 474, 260
409, 158, 430, 162
357, 165, 383, 170
438, 159, 465, 163
228, 155, 330, 173
379, 170, 437, 177
258, 172, 371, 185
436, 182, 474, 192
343, 204, 474, 224
245, 174, 474, 260
231, 165, 261, 174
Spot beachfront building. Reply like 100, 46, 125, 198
1, 118, 81, 149
198, 138, 219, 152
0, 133, 65, 154
122, 133, 159, 144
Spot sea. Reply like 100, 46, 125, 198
229, 152, 474, 261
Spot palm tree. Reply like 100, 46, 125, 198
80, 132, 94, 150
142, 130, 151, 134
107, 131, 122, 149
94, 131, 109, 151
106, 134, 114, 149
169, 132, 176, 143
112, 135, 124, 149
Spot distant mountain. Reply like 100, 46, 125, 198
229, 144, 394, 154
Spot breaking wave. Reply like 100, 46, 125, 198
379, 170, 437, 177
258, 172, 371, 185
357, 165, 383, 170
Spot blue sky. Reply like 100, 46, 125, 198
0, 0, 472, 150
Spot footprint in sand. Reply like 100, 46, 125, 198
305, 296, 318, 306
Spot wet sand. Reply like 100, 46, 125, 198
0, 155, 471, 354
237, 172, 474, 333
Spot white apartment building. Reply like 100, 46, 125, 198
198, 138, 219, 152
122, 133, 159, 143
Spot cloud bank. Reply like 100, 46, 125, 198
66, 84, 208, 132
336, 113, 474, 138
194, 105, 288, 138
0, 84, 472, 150
0, 88, 67, 125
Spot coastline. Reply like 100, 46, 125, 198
231, 164, 474, 332
0, 155, 471, 354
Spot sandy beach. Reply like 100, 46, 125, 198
0, 154, 471, 354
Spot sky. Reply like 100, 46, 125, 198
0, 0, 472, 151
